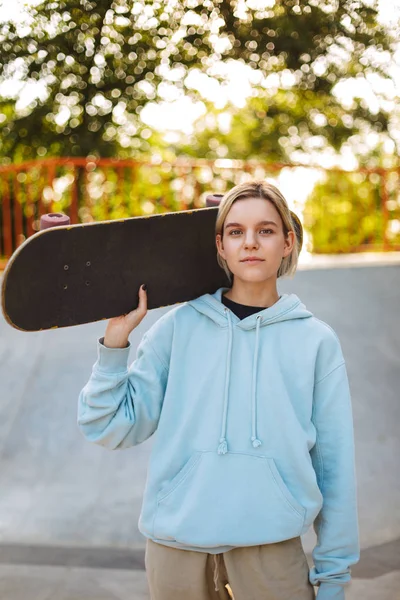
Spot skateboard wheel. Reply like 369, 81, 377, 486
205, 194, 224, 207
40, 213, 71, 230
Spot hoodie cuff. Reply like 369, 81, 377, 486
95, 337, 131, 373
315, 583, 345, 600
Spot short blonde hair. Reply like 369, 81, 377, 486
215, 180, 300, 283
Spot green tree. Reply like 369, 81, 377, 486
0, 0, 395, 163
303, 169, 400, 253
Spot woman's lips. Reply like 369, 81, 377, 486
241, 258, 264, 262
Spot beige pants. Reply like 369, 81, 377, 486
145, 536, 315, 600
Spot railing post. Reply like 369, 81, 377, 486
2, 175, 13, 257
37, 164, 46, 220
117, 166, 124, 213
129, 164, 140, 216
26, 170, 35, 237
13, 172, 24, 247
380, 168, 390, 251
70, 164, 79, 224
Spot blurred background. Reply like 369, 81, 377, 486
0, 0, 399, 599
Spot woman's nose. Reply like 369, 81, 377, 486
244, 233, 258, 247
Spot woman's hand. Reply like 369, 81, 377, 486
103, 284, 148, 348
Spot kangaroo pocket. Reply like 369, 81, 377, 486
153, 451, 306, 547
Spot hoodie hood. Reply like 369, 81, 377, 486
188, 287, 313, 454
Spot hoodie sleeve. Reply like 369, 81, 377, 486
309, 333, 360, 600
77, 312, 173, 450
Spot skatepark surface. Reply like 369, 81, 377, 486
0, 252, 399, 599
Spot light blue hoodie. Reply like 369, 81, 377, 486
78, 287, 360, 600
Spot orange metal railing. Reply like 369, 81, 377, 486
0, 157, 399, 267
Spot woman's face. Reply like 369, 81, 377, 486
216, 198, 295, 284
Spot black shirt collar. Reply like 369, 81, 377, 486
221, 294, 267, 321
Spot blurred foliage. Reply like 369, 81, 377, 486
0, 0, 396, 165
179, 91, 393, 166
303, 169, 400, 252
81, 162, 186, 220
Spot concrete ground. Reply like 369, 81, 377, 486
0, 252, 399, 599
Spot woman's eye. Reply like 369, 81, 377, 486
229, 229, 273, 235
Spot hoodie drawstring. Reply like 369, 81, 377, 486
213, 554, 220, 591
218, 309, 263, 454
251, 315, 262, 448
218, 309, 233, 455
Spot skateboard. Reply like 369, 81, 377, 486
1, 195, 303, 332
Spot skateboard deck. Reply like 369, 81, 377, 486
2, 207, 230, 331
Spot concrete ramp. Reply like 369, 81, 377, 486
0, 261, 399, 564
0, 307, 166, 549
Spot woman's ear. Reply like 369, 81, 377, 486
216, 233, 225, 259
283, 230, 296, 258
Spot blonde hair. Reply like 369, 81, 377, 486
215, 180, 300, 283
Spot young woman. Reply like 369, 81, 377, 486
78, 180, 360, 600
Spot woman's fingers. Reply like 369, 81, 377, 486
126, 284, 147, 324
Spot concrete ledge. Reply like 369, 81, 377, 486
0, 563, 398, 600
298, 252, 400, 270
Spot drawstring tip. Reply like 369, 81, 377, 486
251, 437, 262, 448
218, 438, 228, 454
